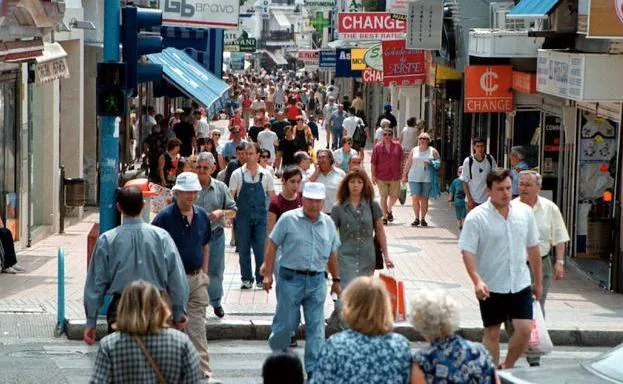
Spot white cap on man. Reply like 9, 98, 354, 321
172, 172, 202, 192
302, 182, 326, 200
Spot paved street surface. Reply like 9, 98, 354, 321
0, 120, 622, 343
0, 339, 610, 384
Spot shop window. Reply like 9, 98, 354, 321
0, 78, 19, 240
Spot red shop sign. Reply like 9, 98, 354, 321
464, 65, 513, 113
337, 12, 406, 40
381, 40, 426, 87
512, 70, 537, 94
362, 68, 384, 83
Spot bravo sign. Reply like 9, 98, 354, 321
162, 0, 240, 29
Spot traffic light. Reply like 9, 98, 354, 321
121, 5, 163, 96
96, 63, 127, 117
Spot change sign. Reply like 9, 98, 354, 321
337, 12, 406, 40
162, 0, 240, 28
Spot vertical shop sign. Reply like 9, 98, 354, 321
406, 0, 443, 50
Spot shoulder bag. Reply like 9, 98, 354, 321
133, 335, 168, 384
368, 201, 384, 269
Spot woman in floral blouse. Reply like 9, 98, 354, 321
410, 290, 498, 384
311, 277, 412, 384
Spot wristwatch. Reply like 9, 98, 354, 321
332, 277, 341, 283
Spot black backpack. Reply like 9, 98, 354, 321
468, 154, 494, 179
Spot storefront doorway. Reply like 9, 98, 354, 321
0, 74, 20, 240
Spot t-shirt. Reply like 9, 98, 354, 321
269, 194, 303, 220
271, 119, 288, 141
257, 129, 279, 161
195, 118, 210, 138
279, 138, 306, 166
449, 177, 466, 203
459, 155, 497, 204
248, 125, 262, 143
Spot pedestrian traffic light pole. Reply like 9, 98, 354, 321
99, 0, 121, 233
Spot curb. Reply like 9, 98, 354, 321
65, 319, 623, 347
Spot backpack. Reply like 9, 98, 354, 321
468, 154, 494, 179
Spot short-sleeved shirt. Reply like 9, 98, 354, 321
459, 155, 497, 204
269, 208, 340, 272
449, 177, 466, 203
221, 139, 248, 160
152, 203, 211, 273
269, 194, 303, 220
413, 335, 496, 384
342, 116, 362, 138
312, 330, 412, 384
333, 148, 358, 173
458, 199, 539, 293
519, 196, 570, 257
278, 138, 306, 167
371, 142, 403, 182
257, 129, 279, 160
399, 126, 420, 152
197, 178, 237, 231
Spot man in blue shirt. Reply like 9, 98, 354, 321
83, 187, 189, 344
329, 104, 346, 150
152, 172, 215, 382
260, 182, 341, 380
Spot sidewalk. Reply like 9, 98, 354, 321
2, 123, 622, 346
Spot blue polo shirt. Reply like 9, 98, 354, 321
152, 203, 211, 273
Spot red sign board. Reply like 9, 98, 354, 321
512, 71, 536, 94
381, 40, 426, 87
297, 50, 319, 66
362, 68, 384, 83
337, 12, 406, 40
465, 65, 513, 113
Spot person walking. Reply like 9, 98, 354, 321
293, 115, 315, 151
458, 168, 542, 369
257, 122, 279, 164
196, 152, 238, 319
375, 104, 397, 135
398, 117, 422, 155
151, 172, 216, 382
307, 149, 346, 214
460, 137, 497, 211
311, 277, 412, 384
448, 166, 467, 230
410, 290, 497, 383
329, 104, 346, 150
221, 126, 247, 163
157, 138, 182, 188
267, 166, 303, 234
371, 128, 403, 224
322, 96, 338, 149
83, 187, 189, 343
401, 132, 440, 227
89, 280, 202, 384
260, 182, 341, 381
516, 170, 569, 367
229, 143, 275, 289
333, 137, 358, 173
510, 146, 530, 198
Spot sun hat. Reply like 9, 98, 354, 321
172, 172, 202, 192
302, 182, 326, 200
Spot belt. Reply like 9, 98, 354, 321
187, 269, 203, 276
282, 267, 323, 276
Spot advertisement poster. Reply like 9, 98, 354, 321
336, 48, 362, 78
230, 52, 245, 71
381, 40, 425, 86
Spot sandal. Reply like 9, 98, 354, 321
420, 219, 428, 227
383, 218, 389, 225
411, 218, 420, 227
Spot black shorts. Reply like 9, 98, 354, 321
478, 286, 533, 327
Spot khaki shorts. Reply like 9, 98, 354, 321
377, 180, 401, 198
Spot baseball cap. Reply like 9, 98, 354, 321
172, 172, 202, 192
302, 182, 326, 200
384, 104, 392, 110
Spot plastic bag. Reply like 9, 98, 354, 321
379, 273, 406, 322
527, 300, 554, 355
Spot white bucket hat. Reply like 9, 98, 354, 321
302, 182, 326, 200
172, 172, 202, 192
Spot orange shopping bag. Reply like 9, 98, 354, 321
379, 273, 407, 322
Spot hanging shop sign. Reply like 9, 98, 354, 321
161, 0, 240, 28
337, 12, 406, 40
406, 0, 443, 50
381, 40, 426, 86
587, 0, 623, 38
344, 0, 364, 12
304, 0, 334, 8
464, 65, 513, 113
230, 52, 245, 70
387, 0, 409, 14
260, 0, 271, 19
512, 70, 537, 94
297, 50, 320, 66
362, 68, 384, 83
319, 50, 336, 69
537, 50, 584, 100
350, 48, 367, 70
224, 30, 256, 52
336, 48, 362, 78
363, 43, 382, 71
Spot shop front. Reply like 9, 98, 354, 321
0, 69, 20, 241
537, 49, 623, 292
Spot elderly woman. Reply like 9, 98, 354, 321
410, 290, 497, 384
374, 118, 391, 145
401, 132, 440, 227
312, 277, 412, 383
90, 280, 201, 383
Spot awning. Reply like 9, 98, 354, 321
147, 48, 230, 117
0, 38, 44, 62
507, 0, 560, 19
273, 11, 291, 28
258, 49, 288, 66
35, 42, 70, 85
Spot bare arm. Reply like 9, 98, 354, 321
463, 181, 473, 203
554, 243, 565, 280
371, 163, 377, 183
158, 154, 166, 186
410, 364, 427, 384
327, 251, 340, 296
402, 149, 414, 182
462, 250, 489, 300
374, 218, 394, 268
266, 212, 278, 237
260, 239, 278, 292
527, 245, 542, 300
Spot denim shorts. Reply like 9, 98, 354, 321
408, 182, 431, 198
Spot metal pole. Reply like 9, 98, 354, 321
54, 247, 65, 337
59, 165, 65, 234
99, 0, 121, 234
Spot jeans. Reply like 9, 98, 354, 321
331, 128, 344, 150
207, 230, 226, 308
268, 268, 326, 374
235, 218, 266, 283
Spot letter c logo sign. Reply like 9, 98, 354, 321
480, 67, 499, 96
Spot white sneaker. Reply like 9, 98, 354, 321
10, 264, 25, 272
2, 266, 20, 274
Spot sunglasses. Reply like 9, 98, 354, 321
196, 166, 211, 170
383, 133, 393, 136
213, 133, 221, 136
260, 155, 270, 159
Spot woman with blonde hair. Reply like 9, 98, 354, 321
311, 277, 412, 383
410, 290, 497, 384
90, 280, 202, 384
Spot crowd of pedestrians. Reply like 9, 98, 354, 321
83, 68, 569, 383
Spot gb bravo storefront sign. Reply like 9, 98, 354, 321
337, 12, 406, 40
161, 0, 240, 29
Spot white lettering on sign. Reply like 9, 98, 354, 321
362, 68, 383, 83
337, 12, 406, 40
162, 0, 240, 28
465, 99, 513, 113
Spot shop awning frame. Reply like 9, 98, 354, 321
35, 42, 70, 85
147, 48, 230, 117
272, 11, 292, 28
506, 0, 561, 19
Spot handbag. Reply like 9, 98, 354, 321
368, 201, 384, 269
379, 272, 407, 322
133, 335, 168, 384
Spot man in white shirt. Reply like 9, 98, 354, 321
306, 149, 345, 214
460, 137, 497, 211
342, 108, 363, 139
193, 109, 210, 139
257, 122, 279, 163
459, 168, 542, 369
229, 143, 275, 289
516, 170, 569, 366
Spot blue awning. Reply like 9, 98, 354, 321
507, 0, 560, 19
147, 48, 230, 117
